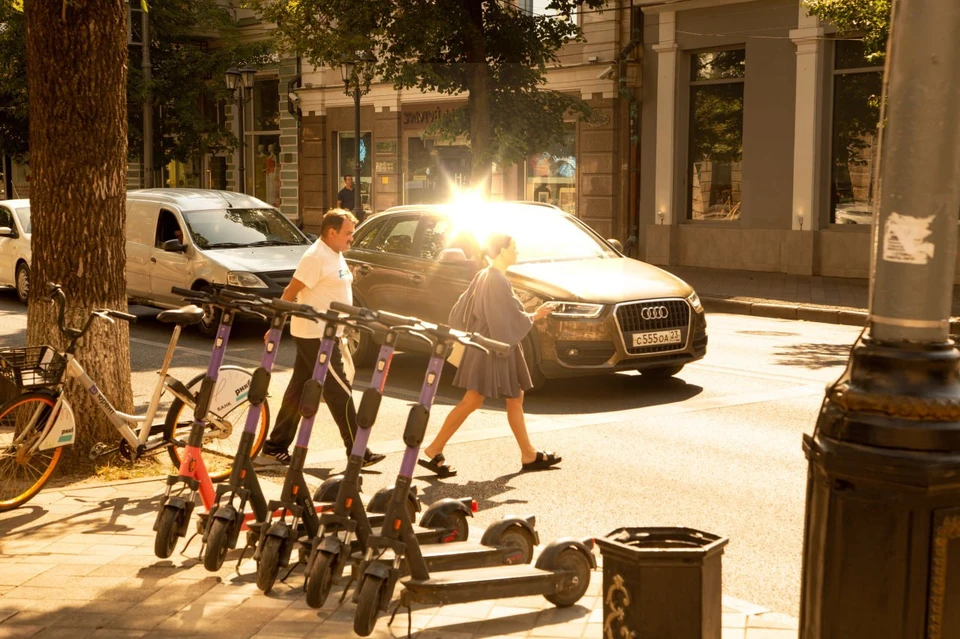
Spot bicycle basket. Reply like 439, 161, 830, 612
0, 346, 66, 398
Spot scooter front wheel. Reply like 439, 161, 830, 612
353, 575, 386, 636
154, 506, 180, 559
203, 517, 232, 571
257, 534, 283, 593
305, 549, 336, 608
543, 548, 592, 607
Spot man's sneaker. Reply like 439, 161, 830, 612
362, 450, 386, 468
255, 450, 292, 466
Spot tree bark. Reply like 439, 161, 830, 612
24, 0, 133, 468
463, 0, 492, 192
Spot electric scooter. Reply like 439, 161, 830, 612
198, 293, 319, 571
153, 286, 269, 558
300, 303, 539, 610
253, 308, 474, 593
351, 320, 595, 637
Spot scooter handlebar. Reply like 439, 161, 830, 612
329, 301, 364, 316
171, 286, 201, 299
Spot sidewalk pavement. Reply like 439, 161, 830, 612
664, 265, 960, 328
0, 476, 799, 639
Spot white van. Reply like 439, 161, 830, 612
126, 189, 313, 335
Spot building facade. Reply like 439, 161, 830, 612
292, 2, 641, 242
638, 0, 894, 278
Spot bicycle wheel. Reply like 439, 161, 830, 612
164, 366, 269, 482
0, 392, 62, 512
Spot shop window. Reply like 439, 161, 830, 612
518, 0, 577, 21
339, 132, 372, 210
246, 78, 282, 206
830, 40, 883, 225
164, 157, 201, 188
405, 136, 472, 205
525, 125, 577, 214
687, 48, 745, 221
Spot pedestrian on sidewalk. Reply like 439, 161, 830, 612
257, 208, 385, 468
418, 233, 561, 478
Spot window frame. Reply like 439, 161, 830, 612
685, 46, 746, 223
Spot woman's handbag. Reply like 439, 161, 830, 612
447, 283, 475, 368
447, 341, 465, 368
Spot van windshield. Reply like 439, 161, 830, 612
181, 208, 309, 250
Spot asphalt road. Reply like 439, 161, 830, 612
0, 288, 862, 617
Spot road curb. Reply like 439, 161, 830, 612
703, 296, 867, 327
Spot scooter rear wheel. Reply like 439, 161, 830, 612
543, 548, 592, 607
203, 517, 231, 571
353, 574, 385, 636
497, 526, 535, 564
257, 535, 283, 593
305, 549, 336, 608
154, 506, 180, 559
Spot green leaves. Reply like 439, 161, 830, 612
255, 0, 606, 168
804, 0, 891, 61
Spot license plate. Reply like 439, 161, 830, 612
632, 329, 682, 347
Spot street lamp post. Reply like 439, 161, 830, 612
340, 53, 375, 222
799, 3, 960, 638
225, 66, 257, 194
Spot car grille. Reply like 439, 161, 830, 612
259, 270, 296, 290
616, 299, 691, 355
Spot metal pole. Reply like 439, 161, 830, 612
141, 8, 153, 188
353, 81, 363, 222
237, 91, 246, 194
799, 2, 960, 637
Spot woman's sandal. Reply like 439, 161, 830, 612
521, 450, 562, 472
417, 453, 458, 478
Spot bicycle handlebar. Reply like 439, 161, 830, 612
40, 282, 138, 349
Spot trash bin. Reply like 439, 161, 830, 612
596, 527, 729, 639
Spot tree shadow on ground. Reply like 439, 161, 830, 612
773, 342, 853, 370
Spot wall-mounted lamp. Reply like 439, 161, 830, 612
797, 211, 805, 231
657, 211, 664, 225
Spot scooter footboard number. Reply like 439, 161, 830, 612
249, 367, 271, 405
299, 380, 323, 418
194, 376, 216, 420
402, 405, 430, 448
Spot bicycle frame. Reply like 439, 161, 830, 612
22, 324, 248, 459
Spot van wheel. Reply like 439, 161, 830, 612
196, 284, 222, 338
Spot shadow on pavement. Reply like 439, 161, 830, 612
773, 342, 854, 370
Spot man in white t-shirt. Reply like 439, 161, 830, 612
258, 209, 385, 467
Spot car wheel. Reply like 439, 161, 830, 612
14, 263, 29, 304
640, 364, 685, 379
522, 334, 547, 392
195, 284, 222, 338
345, 323, 377, 367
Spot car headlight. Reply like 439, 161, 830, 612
227, 271, 269, 288
687, 291, 703, 312
550, 302, 605, 319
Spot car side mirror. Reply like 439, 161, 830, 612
306, 233, 318, 242
0, 227, 13, 237
607, 238, 624, 253
162, 239, 187, 253
438, 248, 470, 264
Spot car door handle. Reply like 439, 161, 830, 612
150, 257, 157, 263
411, 274, 424, 285
357, 264, 371, 275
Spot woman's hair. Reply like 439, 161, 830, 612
482, 233, 514, 263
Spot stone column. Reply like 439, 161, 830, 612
789, 11, 825, 232
653, 11, 678, 226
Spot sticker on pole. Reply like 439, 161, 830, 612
882, 213, 935, 264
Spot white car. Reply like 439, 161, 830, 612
0, 199, 32, 304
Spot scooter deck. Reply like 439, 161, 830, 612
365, 541, 515, 572
401, 565, 558, 606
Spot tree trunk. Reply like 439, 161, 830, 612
24, 0, 133, 469
463, 0, 492, 193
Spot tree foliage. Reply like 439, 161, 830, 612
804, 0, 891, 61
255, 0, 606, 168
0, 0, 272, 165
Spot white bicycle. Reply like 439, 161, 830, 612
0, 283, 268, 512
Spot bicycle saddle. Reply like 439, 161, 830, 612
157, 305, 205, 326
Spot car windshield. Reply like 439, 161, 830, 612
15, 207, 30, 233
181, 208, 308, 250
441, 205, 617, 264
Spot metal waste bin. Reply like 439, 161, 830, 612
596, 527, 729, 639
